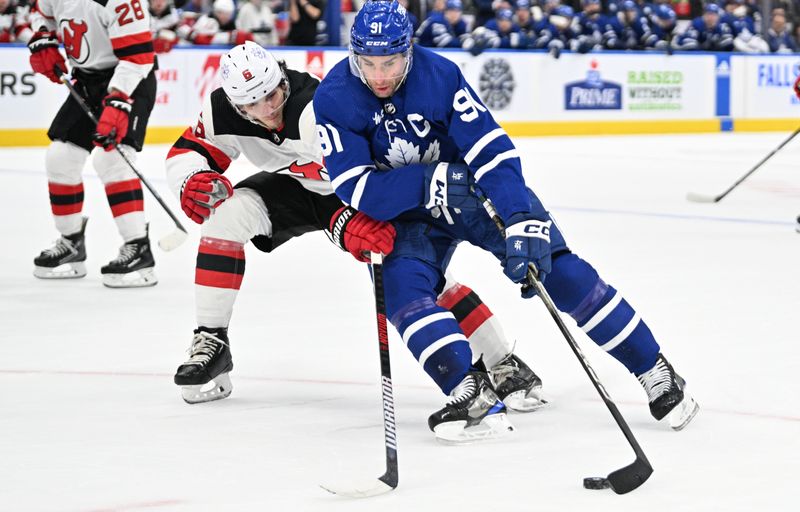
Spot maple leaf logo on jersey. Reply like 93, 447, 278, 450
61, 19, 89, 64
383, 138, 440, 169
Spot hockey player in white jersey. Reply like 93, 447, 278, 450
165, 41, 546, 409
29, 0, 158, 288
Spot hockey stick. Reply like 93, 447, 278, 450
687, 125, 800, 203
321, 251, 398, 498
479, 195, 652, 495
56, 70, 188, 251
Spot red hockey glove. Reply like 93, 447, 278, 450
794, 73, 800, 101
28, 31, 67, 83
180, 170, 234, 224
330, 206, 396, 262
93, 92, 133, 151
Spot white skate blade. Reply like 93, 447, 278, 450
668, 392, 699, 431
433, 413, 515, 445
181, 372, 233, 404
503, 388, 549, 413
102, 267, 158, 288
33, 262, 86, 279
320, 479, 395, 498
158, 228, 188, 252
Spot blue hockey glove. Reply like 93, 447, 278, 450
424, 162, 481, 210
503, 212, 553, 292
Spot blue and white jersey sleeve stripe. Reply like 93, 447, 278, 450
446, 74, 539, 221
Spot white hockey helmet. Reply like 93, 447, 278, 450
220, 41, 285, 106
213, 0, 235, 14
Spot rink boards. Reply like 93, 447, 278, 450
1, 45, 799, 145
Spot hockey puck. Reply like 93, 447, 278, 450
583, 477, 610, 490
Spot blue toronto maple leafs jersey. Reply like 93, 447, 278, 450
312, 45, 534, 223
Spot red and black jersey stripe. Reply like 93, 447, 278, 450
48, 182, 84, 216
195, 242, 246, 290
437, 285, 493, 338
111, 32, 155, 65
105, 178, 144, 217
168, 127, 232, 174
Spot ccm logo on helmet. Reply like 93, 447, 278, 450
365, 41, 389, 46
242, 69, 254, 81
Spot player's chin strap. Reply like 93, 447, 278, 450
54, 68, 188, 252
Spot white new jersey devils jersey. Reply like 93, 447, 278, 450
166, 69, 333, 199
30, 0, 155, 95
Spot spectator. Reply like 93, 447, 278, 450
649, 2, 677, 51
515, 0, 535, 37
415, 0, 468, 48
723, 0, 768, 52
0, 0, 32, 43
533, 4, 578, 57
287, 0, 325, 46
180, 0, 212, 14
766, 7, 797, 52
674, 2, 734, 51
484, 7, 525, 48
237, 0, 278, 46
574, 0, 606, 52
150, 0, 181, 53
178, 0, 255, 45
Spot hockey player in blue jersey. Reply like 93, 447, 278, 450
414, 0, 468, 48
674, 3, 734, 51
314, 0, 698, 443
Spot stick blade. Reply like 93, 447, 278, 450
606, 457, 653, 495
686, 192, 719, 203
320, 478, 396, 498
157, 228, 189, 252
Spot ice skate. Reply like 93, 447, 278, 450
33, 217, 88, 279
174, 327, 233, 404
428, 368, 514, 444
637, 353, 699, 431
490, 353, 547, 412
101, 230, 157, 288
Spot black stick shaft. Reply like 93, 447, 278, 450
480, 198, 651, 494
57, 72, 187, 235
713, 126, 800, 202
371, 252, 398, 489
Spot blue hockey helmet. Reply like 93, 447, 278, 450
704, 3, 722, 15
654, 3, 676, 21
350, 0, 413, 56
349, 1, 414, 96
445, 0, 463, 11
496, 8, 514, 20
552, 5, 575, 17
621, 0, 638, 12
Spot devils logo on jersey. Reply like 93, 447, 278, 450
61, 19, 90, 64
287, 161, 326, 181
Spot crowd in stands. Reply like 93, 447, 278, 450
414, 0, 799, 55
0, 0, 798, 55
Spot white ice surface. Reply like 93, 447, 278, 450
1, 133, 798, 512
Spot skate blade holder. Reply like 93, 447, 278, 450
33, 262, 87, 279
433, 414, 515, 445
181, 373, 233, 404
